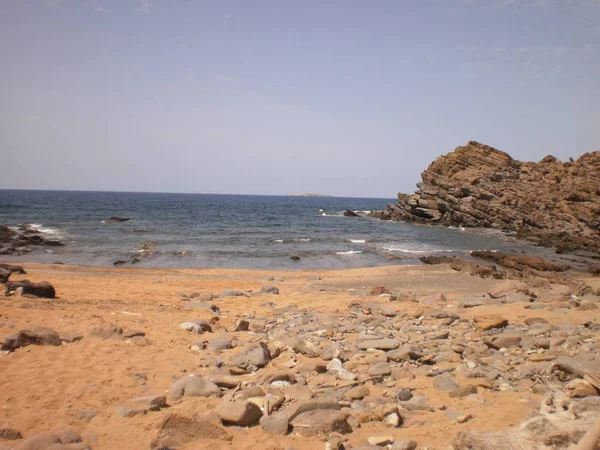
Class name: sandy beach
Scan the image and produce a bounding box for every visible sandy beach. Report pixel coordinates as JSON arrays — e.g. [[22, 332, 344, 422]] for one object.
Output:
[[1, 261, 599, 449]]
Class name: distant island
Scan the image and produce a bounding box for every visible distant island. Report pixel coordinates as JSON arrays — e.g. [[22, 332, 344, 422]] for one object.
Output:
[[288, 193, 335, 198]]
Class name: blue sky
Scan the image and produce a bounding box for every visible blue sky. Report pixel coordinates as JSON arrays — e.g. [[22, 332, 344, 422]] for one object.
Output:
[[1, 0, 598, 197]]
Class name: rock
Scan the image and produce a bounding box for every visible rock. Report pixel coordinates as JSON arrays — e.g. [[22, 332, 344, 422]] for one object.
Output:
[[391, 441, 417, 450], [293, 340, 320, 358], [284, 399, 342, 421], [207, 336, 233, 351], [259, 413, 289, 435], [88, 324, 123, 339], [233, 319, 250, 331], [474, 315, 508, 331], [368, 436, 394, 446], [290, 410, 351, 436], [2, 328, 61, 351], [150, 412, 232, 449], [59, 332, 84, 344], [132, 395, 167, 410], [259, 286, 279, 295], [180, 321, 212, 334], [0, 269, 9, 284], [108, 216, 131, 222], [370, 286, 390, 295], [290, 256, 301, 261], [344, 385, 370, 400], [4, 281, 55, 298], [449, 386, 478, 398], [484, 334, 522, 349], [218, 289, 243, 298], [358, 339, 399, 351], [368, 362, 392, 377], [565, 379, 598, 398], [169, 374, 222, 401], [0, 427, 22, 440], [434, 373, 459, 391], [367, 140, 600, 256], [378, 306, 397, 317], [0, 264, 26, 275], [116, 405, 147, 418], [16, 432, 60, 450], [320, 342, 341, 360], [215, 400, 263, 426], [471, 251, 569, 272], [229, 343, 271, 370]]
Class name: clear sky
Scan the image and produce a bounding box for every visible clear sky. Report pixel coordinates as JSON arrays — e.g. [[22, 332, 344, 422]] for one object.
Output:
[[1, 0, 598, 197]]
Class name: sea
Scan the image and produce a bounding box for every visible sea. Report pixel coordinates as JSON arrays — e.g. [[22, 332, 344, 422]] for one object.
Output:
[[0, 190, 558, 270]]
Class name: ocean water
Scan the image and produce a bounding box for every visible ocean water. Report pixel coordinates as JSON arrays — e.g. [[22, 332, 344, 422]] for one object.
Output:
[[0, 190, 556, 269]]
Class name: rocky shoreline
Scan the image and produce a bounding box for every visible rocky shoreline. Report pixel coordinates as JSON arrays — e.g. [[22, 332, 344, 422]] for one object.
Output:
[[368, 141, 600, 257], [0, 224, 64, 257]]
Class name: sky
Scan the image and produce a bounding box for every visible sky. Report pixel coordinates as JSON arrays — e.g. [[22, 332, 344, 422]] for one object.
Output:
[[1, 0, 599, 197]]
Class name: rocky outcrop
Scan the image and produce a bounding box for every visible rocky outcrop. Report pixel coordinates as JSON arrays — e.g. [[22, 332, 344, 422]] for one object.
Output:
[[369, 141, 600, 254], [0, 224, 64, 256]]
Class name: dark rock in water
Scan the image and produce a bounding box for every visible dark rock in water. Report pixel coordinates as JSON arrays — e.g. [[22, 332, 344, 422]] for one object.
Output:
[[0, 225, 16, 243], [369, 141, 600, 255], [0, 264, 26, 275], [343, 210, 362, 217], [113, 260, 127, 266], [108, 216, 131, 223], [4, 280, 55, 298], [290, 256, 301, 261]]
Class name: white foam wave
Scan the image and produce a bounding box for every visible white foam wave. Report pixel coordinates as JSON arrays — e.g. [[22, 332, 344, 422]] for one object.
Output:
[[321, 213, 343, 217], [349, 239, 366, 244], [380, 244, 458, 254], [336, 250, 363, 255], [27, 223, 62, 236], [295, 238, 311, 242], [274, 239, 284, 243]]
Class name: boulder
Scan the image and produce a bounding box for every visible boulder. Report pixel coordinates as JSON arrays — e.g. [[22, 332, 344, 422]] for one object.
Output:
[[2, 328, 61, 351], [259, 413, 289, 435], [169, 374, 222, 401], [180, 321, 212, 334], [218, 289, 244, 298], [215, 400, 263, 426], [259, 286, 279, 295], [290, 410, 351, 436], [150, 412, 232, 449], [229, 343, 271, 370], [5, 281, 55, 298]]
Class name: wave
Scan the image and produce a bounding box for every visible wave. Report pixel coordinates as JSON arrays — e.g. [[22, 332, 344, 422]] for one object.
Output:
[[379, 244, 459, 254], [336, 250, 363, 255], [273, 238, 312, 243], [26, 223, 63, 237], [348, 239, 366, 244]]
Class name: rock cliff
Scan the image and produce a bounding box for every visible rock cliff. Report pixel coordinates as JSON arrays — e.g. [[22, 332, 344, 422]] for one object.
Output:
[[370, 141, 600, 254]]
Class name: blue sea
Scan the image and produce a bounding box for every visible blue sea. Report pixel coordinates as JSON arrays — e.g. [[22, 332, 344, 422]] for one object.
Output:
[[0, 190, 556, 269]]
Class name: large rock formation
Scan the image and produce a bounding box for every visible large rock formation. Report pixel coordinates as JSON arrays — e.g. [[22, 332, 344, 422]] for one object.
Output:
[[370, 141, 600, 254]]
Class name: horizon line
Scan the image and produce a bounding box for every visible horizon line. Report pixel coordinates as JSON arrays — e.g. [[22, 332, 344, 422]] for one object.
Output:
[[0, 187, 394, 200]]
